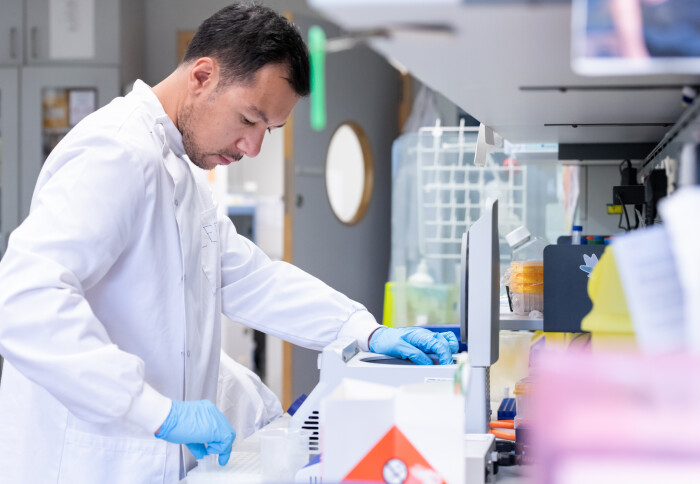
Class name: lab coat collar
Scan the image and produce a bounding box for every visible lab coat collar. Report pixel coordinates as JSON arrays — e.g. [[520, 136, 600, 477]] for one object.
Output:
[[130, 80, 186, 158]]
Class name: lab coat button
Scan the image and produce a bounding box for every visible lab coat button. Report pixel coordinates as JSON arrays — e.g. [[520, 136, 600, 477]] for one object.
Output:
[[174, 199, 179, 207], [186, 350, 191, 357]]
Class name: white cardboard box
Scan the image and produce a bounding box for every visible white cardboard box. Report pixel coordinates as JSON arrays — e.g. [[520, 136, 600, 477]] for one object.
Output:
[[322, 379, 465, 484]]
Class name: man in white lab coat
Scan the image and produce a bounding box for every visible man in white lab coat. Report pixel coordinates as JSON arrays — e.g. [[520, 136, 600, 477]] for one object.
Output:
[[0, 4, 457, 483]]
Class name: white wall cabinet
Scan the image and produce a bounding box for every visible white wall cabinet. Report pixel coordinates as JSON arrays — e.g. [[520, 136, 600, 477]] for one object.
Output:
[[25, 0, 120, 65], [0, 0, 24, 65], [0, 0, 133, 254], [20, 67, 119, 218], [0, 65, 118, 253], [0, 0, 120, 66]]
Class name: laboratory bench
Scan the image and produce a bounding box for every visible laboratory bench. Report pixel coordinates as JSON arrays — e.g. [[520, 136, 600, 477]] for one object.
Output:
[[179, 413, 531, 484], [179, 415, 290, 484]]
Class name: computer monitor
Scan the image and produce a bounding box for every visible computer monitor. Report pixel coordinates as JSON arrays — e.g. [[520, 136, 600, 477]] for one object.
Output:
[[460, 198, 499, 367], [571, 0, 700, 75], [460, 198, 500, 433]]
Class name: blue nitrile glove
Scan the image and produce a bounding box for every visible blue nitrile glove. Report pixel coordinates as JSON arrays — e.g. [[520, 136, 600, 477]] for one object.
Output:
[[155, 400, 236, 466], [369, 327, 459, 365]]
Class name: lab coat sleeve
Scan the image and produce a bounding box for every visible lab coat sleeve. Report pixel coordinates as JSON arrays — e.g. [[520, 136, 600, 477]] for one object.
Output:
[[216, 349, 283, 442], [218, 216, 380, 351], [0, 134, 171, 433]]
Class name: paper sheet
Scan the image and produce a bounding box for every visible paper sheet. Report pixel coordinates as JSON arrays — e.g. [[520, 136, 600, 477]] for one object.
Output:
[[659, 187, 700, 353], [613, 225, 685, 352], [68, 89, 95, 126], [49, 0, 95, 59]]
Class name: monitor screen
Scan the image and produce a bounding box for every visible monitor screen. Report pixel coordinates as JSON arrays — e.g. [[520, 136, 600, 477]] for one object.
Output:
[[572, 0, 700, 75], [460, 198, 499, 367]]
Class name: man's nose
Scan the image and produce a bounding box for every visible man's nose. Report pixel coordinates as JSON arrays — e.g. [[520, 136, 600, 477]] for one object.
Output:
[[238, 129, 265, 158]]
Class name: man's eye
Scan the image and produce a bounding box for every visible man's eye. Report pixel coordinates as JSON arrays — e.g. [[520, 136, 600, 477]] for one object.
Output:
[[241, 116, 255, 126]]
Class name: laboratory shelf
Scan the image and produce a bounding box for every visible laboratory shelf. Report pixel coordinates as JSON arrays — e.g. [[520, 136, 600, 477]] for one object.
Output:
[[499, 311, 543, 331]]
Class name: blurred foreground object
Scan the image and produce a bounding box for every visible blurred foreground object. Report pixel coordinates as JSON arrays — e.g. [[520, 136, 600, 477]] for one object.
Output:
[[580, 247, 636, 350], [532, 350, 700, 484]]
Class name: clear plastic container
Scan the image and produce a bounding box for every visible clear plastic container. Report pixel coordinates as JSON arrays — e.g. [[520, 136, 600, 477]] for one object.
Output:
[[506, 226, 548, 315], [490, 331, 533, 405], [513, 375, 534, 462], [513, 376, 533, 430], [260, 428, 309, 483]]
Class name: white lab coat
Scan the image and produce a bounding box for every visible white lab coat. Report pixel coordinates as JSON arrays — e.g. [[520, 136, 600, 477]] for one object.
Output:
[[216, 350, 283, 443], [0, 80, 379, 484]]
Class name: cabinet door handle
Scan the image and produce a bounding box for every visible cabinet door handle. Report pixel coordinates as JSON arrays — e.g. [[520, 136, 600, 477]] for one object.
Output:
[[31, 27, 38, 59], [10, 27, 18, 59]]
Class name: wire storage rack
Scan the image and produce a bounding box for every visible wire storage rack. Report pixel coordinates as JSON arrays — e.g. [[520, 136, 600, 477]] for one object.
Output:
[[416, 123, 527, 261]]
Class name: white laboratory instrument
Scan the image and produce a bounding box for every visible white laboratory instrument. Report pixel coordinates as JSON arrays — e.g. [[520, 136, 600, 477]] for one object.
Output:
[[466, 434, 497, 484], [288, 338, 459, 454], [285, 339, 495, 484], [284, 199, 501, 484], [290, 199, 501, 447]]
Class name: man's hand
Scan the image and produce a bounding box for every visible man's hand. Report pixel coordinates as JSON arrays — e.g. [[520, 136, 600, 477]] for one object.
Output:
[[155, 400, 236, 465], [369, 327, 459, 365]]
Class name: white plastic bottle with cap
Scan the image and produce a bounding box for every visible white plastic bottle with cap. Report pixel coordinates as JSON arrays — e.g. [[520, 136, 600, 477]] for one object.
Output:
[[408, 259, 434, 284], [571, 225, 583, 245], [505, 226, 548, 316]]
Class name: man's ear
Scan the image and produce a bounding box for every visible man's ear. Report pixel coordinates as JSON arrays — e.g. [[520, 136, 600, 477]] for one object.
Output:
[[188, 57, 219, 95]]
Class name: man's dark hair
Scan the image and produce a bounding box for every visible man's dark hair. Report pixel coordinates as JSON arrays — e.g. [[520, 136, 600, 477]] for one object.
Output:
[[184, 3, 310, 97]]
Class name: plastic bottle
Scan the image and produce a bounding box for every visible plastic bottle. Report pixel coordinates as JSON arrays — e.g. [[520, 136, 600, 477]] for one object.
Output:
[[407, 259, 434, 326], [505, 226, 548, 315], [571, 225, 583, 245], [408, 259, 434, 284]]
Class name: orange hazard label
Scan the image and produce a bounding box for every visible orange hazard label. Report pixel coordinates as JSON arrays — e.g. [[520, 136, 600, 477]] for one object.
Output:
[[343, 426, 446, 484]]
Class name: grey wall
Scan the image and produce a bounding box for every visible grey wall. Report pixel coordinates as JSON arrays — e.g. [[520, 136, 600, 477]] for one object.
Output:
[[290, 16, 400, 398], [119, 0, 146, 90]]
